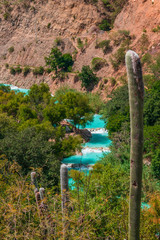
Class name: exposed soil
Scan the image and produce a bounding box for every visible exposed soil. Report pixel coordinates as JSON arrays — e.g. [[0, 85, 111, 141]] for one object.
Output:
[[0, 0, 160, 99]]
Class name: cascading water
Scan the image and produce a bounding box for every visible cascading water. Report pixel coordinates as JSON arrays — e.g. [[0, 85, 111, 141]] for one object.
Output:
[[63, 115, 111, 184]]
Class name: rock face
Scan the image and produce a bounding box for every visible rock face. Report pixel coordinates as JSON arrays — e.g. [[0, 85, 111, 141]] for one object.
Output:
[[0, 0, 160, 97]]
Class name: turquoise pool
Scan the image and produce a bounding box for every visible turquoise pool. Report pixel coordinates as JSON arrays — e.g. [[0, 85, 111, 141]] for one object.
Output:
[[84, 132, 111, 148], [1, 84, 29, 95], [78, 114, 106, 129], [63, 151, 107, 165]]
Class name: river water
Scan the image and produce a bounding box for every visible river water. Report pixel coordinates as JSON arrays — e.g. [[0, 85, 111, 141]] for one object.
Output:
[[1, 84, 151, 208], [63, 114, 111, 168]]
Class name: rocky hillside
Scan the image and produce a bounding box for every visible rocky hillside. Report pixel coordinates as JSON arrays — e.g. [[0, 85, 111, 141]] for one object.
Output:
[[0, 0, 160, 97]]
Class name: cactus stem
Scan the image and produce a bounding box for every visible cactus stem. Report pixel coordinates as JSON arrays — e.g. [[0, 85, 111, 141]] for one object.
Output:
[[125, 50, 144, 240]]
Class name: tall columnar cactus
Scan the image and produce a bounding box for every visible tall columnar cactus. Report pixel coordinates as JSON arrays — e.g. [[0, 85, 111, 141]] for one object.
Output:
[[39, 187, 45, 200], [60, 164, 69, 210], [125, 50, 144, 240], [31, 172, 43, 207], [60, 164, 69, 239], [31, 172, 38, 189]]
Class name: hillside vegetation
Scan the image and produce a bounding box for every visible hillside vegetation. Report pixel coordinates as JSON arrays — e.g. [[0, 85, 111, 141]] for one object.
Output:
[[0, 0, 160, 99]]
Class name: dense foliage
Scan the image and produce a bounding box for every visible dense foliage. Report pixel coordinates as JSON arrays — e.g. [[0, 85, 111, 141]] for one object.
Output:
[[79, 65, 99, 90], [101, 55, 160, 181], [0, 83, 94, 188], [45, 47, 73, 74], [0, 53, 160, 239]]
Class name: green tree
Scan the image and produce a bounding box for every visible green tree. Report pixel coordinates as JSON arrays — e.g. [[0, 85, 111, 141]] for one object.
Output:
[[28, 83, 51, 106], [79, 65, 99, 89], [18, 104, 37, 122], [45, 47, 73, 73], [152, 149, 160, 178], [144, 81, 160, 126], [0, 113, 18, 139], [43, 102, 65, 125], [0, 127, 60, 187], [60, 91, 93, 127]]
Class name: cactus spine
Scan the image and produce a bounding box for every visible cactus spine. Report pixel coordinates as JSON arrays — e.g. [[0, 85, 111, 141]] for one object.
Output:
[[125, 50, 144, 240]]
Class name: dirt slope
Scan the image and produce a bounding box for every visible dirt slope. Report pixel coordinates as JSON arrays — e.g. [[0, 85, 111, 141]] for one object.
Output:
[[0, 0, 160, 97]]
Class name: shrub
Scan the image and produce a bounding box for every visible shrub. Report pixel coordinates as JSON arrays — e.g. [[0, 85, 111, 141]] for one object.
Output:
[[59, 53, 73, 72], [46, 68, 52, 74], [103, 78, 108, 84], [79, 65, 99, 89], [15, 65, 22, 74], [5, 63, 9, 69], [91, 57, 107, 71], [150, 54, 160, 80], [33, 66, 44, 75], [77, 38, 84, 49], [47, 23, 51, 29], [100, 0, 128, 31], [140, 33, 149, 53], [95, 40, 111, 54], [3, 12, 10, 20], [23, 66, 30, 76], [8, 46, 14, 53], [152, 25, 160, 33], [10, 67, 16, 75], [143, 74, 155, 88], [152, 149, 160, 178], [99, 19, 111, 31], [110, 77, 116, 87], [141, 53, 152, 65], [144, 81, 160, 126], [110, 30, 131, 46], [54, 37, 63, 46], [110, 47, 126, 70], [144, 125, 160, 154]]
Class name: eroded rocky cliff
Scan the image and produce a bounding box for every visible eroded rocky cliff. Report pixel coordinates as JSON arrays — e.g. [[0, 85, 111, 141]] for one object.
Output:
[[0, 0, 160, 97]]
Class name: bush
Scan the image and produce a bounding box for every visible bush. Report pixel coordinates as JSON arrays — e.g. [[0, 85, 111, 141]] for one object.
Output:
[[144, 125, 160, 154], [59, 53, 73, 72], [47, 23, 51, 29], [33, 66, 44, 75], [150, 54, 160, 80], [110, 30, 131, 46], [14, 65, 22, 74], [99, 19, 111, 31], [79, 65, 99, 89], [8, 46, 14, 53], [140, 33, 149, 53], [23, 66, 30, 76], [152, 149, 160, 178], [91, 57, 107, 71], [110, 47, 126, 70], [100, 0, 128, 31], [152, 25, 160, 33], [10, 67, 16, 75], [141, 53, 152, 65], [46, 68, 52, 74], [5, 63, 9, 69], [143, 74, 155, 88], [77, 38, 84, 49], [144, 81, 160, 126], [110, 77, 116, 87], [3, 12, 10, 20], [95, 40, 111, 54], [54, 37, 63, 46]]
